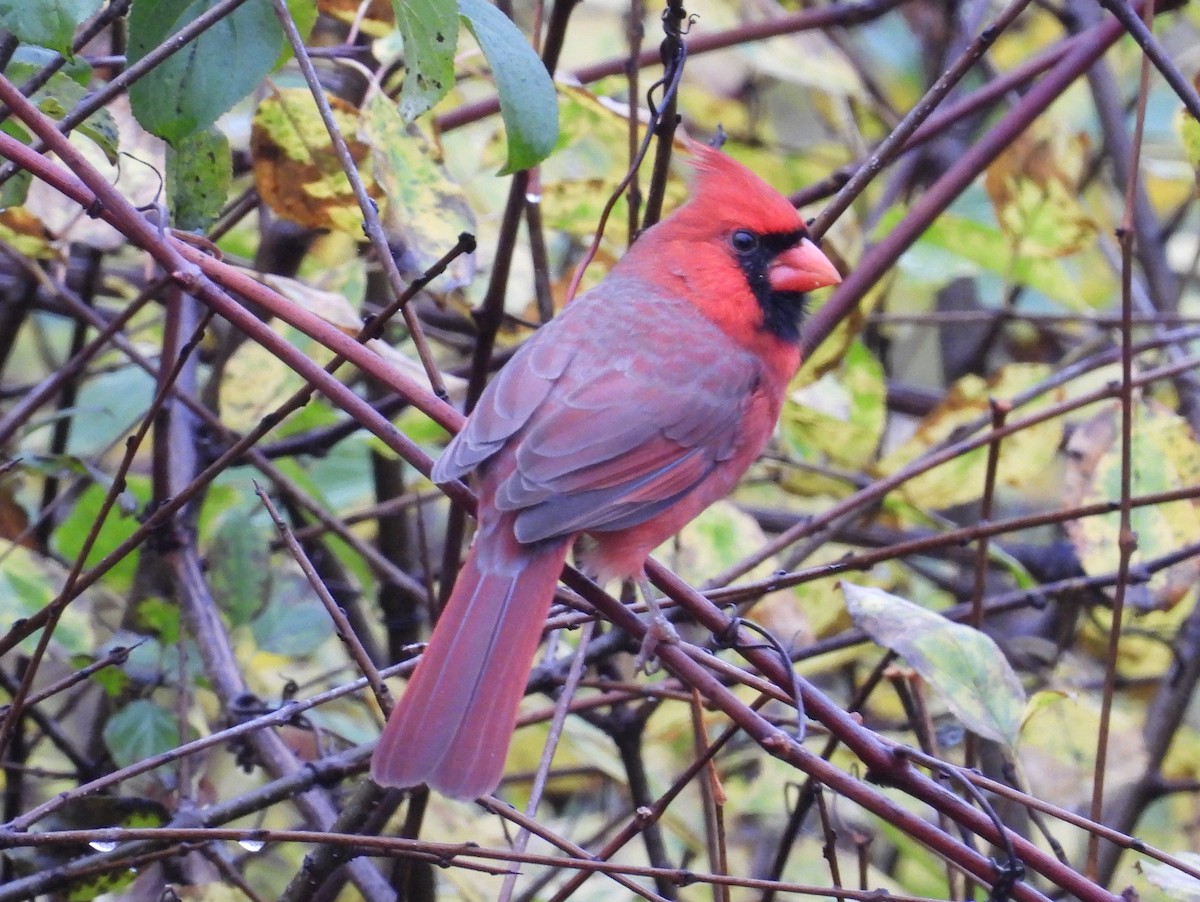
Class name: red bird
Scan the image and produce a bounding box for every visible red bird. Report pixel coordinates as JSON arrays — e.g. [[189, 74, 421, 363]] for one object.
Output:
[[370, 144, 841, 799]]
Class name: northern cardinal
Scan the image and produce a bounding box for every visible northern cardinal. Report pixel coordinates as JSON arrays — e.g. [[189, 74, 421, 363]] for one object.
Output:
[[370, 144, 841, 799]]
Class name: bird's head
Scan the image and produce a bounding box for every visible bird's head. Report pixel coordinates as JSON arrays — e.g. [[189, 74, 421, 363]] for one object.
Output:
[[626, 142, 841, 353]]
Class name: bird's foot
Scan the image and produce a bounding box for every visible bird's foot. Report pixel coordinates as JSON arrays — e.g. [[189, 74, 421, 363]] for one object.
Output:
[[633, 613, 680, 674], [633, 575, 679, 674]]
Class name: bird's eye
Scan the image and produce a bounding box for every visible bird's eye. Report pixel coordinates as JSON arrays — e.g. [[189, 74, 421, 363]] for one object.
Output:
[[730, 229, 758, 252]]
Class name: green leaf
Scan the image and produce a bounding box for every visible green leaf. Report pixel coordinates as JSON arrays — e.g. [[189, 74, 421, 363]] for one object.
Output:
[[277, 0, 318, 66], [880, 207, 1110, 309], [103, 699, 178, 767], [207, 510, 271, 626], [458, 0, 558, 173], [5, 797, 163, 898], [53, 477, 151, 593], [0, 0, 103, 54], [1178, 108, 1200, 175], [127, 0, 284, 142], [391, 0, 458, 121], [166, 124, 231, 230], [841, 581, 1027, 748], [30, 70, 118, 163], [252, 579, 331, 656], [783, 339, 886, 492], [75, 649, 130, 696], [135, 598, 181, 644], [458, 0, 556, 173], [0, 166, 31, 209], [6, 44, 92, 85]]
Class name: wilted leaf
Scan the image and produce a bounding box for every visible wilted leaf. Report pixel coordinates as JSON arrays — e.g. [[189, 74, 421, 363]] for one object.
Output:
[[660, 501, 812, 643], [370, 339, 469, 406], [0, 483, 31, 546], [319, 0, 393, 35], [744, 31, 866, 98], [253, 270, 361, 331], [1142, 853, 1200, 900], [166, 125, 231, 231], [1017, 690, 1145, 808], [1064, 400, 1200, 614], [18, 96, 157, 249], [127, 0, 284, 142], [985, 131, 1097, 259], [538, 83, 686, 244], [875, 364, 1063, 509], [220, 320, 336, 434], [361, 95, 477, 289], [841, 581, 1026, 747], [459, 0, 558, 173], [659, 500, 761, 581], [393, 0, 458, 120], [0, 207, 57, 259], [251, 88, 380, 233]]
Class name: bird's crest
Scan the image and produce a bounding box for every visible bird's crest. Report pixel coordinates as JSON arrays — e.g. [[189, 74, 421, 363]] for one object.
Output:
[[682, 141, 804, 236]]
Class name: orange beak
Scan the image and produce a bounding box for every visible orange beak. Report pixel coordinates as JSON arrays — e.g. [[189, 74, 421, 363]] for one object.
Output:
[[768, 238, 842, 293]]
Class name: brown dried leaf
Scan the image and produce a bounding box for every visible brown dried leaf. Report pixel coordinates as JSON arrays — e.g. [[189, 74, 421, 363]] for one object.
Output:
[[251, 88, 380, 233]]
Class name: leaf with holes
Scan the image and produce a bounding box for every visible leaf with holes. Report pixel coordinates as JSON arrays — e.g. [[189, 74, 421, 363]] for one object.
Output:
[[166, 124, 231, 230], [392, 0, 458, 120]]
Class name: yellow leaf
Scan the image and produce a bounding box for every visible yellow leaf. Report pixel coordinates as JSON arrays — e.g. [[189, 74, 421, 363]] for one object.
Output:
[[220, 321, 336, 433], [362, 95, 477, 289], [316, 0, 393, 35], [784, 339, 886, 491], [875, 364, 1063, 509], [1064, 401, 1200, 667], [984, 130, 1097, 259], [251, 87, 379, 233]]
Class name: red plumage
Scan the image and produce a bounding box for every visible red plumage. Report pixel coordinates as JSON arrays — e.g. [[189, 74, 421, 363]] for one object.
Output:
[[370, 144, 841, 799]]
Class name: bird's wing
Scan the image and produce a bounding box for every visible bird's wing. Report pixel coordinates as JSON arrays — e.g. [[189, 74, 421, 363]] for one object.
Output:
[[431, 333, 576, 482], [432, 289, 763, 544]]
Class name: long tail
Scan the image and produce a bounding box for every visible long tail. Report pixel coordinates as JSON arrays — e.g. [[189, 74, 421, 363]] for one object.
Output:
[[370, 514, 571, 799]]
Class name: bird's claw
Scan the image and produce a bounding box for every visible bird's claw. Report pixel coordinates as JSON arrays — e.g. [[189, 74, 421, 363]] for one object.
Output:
[[634, 613, 680, 675]]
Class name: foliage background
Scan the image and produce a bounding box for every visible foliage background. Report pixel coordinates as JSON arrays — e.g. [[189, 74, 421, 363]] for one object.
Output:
[[1, 0, 1200, 899]]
